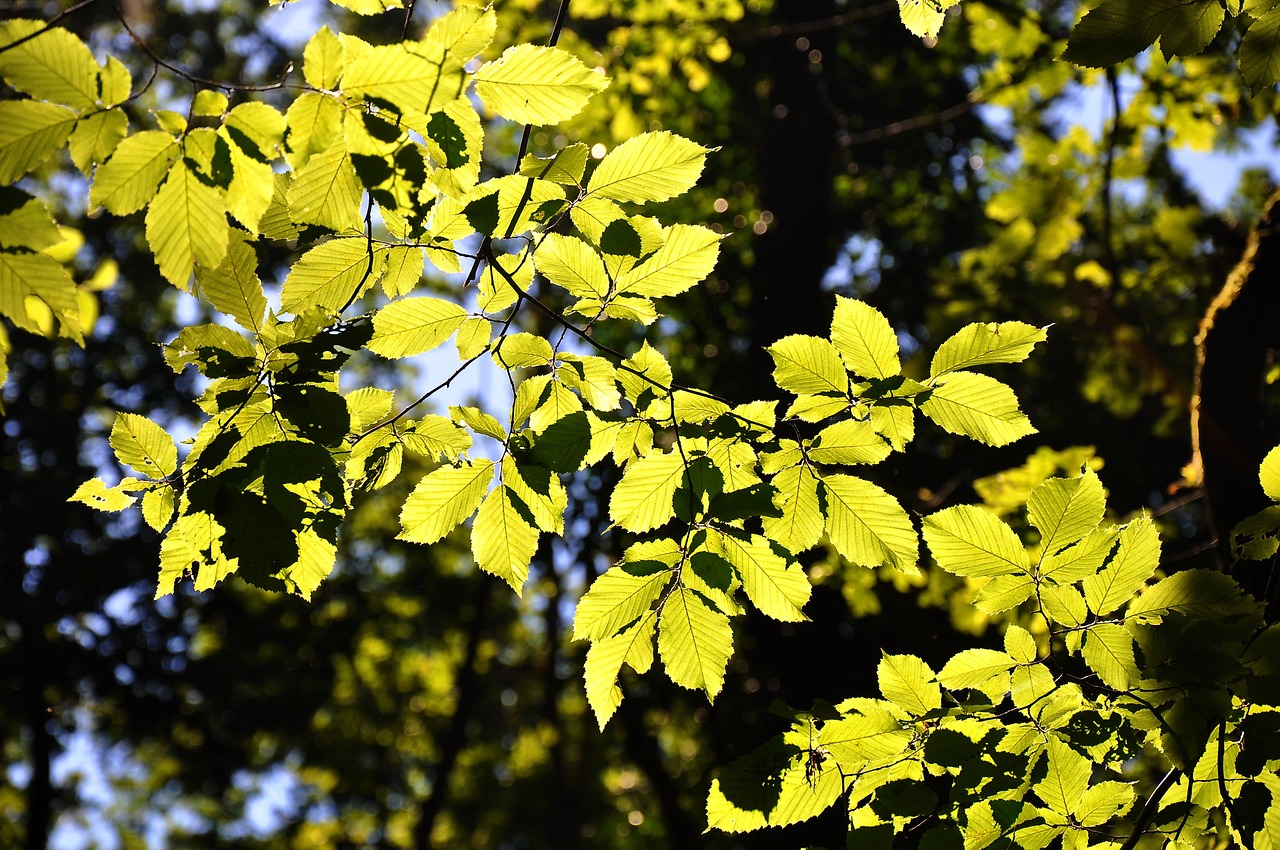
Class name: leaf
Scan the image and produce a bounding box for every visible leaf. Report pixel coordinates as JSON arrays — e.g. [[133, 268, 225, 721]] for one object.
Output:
[[658, 583, 733, 698], [712, 529, 811, 622], [472, 485, 539, 594], [831, 296, 900, 379], [930, 321, 1048, 378], [822, 474, 919, 575], [1061, 0, 1184, 67], [586, 131, 710, 203], [1241, 7, 1280, 95], [473, 44, 609, 125], [451, 404, 506, 442], [491, 332, 553, 368], [1081, 623, 1139, 690], [303, 26, 345, 90], [923, 505, 1029, 578], [281, 238, 380, 313], [705, 736, 845, 833], [0, 21, 99, 107], [1005, 625, 1037, 664], [762, 465, 824, 555], [609, 450, 686, 532], [808, 418, 892, 466], [146, 159, 230, 288], [1034, 738, 1089, 815], [0, 251, 80, 338], [1159, 0, 1226, 59], [1027, 470, 1106, 556], [1081, 515, 1161, 616], [584, 611, 657, 728], [286, 138, 362, 232], [284, 528, 337, 600], [574, 562, 671, 641], [196, 232, 266, 333], [368, 296, 466, 359], [398, 459, 494, 544], [1076, 781, 1136, 827], [111, 413, 178, 479], [69, 478, 137, 512], [141, 487, 176, 532], [519, 143, 589, 184], [1126, 568, 1251, 622], [400, 415, 472, 460], [89, 130, 178, 215], [283, 92, 342, 170], [938, 649, 1017, 690], [68, 109, 128, 174], [768, 335, 850, 396], [1039, 526, 1118, 585], [1262, 444, 1280, 502], [0, 101, 77, 185], [156, 511, 228, 597], [896, 0, 949, 39], [878, 653, 941, 716], [343, 42, 447, 116], [613, 224, 720, 299], [920, 371, 1036, 447]]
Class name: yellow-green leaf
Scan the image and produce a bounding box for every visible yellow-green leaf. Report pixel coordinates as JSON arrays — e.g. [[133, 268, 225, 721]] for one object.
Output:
[[69, 477, 137, 512], [0, 100, 77, 184], [938, 648, 1016, 690], [1028, 470, 1106, 556], [658, 584, 733, 698], [614, 224, 720, 299], [712, 529, 810, 622], [920, 371, 1036, 447], [584, 611, 656, 729], [343, 42, 447, 116], [110, 412, 178, 479], [609, 450, 686, 532], [923, 504, 1029, 578], [0, 250, 79, 338], [398, 459, 495, 544], [1081, 515, 1161, 616], [808, 418, 892, 466], [586, 130, 710, 203], [145, 159, 230, 287], [472, 485, 540, 594], [930, 321, 1047, 378], [196, 231, 266, 333], [68, 109, 128, 174], [281, 237, 379, 313], [287, 138, 362, 232], [768, 335, 849, 396], [878, 653, 941, 716], [303, 26, 345, 90], [535, 233, 610, 300], [473, 44, 609, 125], [574, 562, 671, 641], [89, 129, 178, 215], [368, 296, 467, 358], [763, 464, 824, 554], [831, 296, 900, 379], [0, 21, 99, 107]]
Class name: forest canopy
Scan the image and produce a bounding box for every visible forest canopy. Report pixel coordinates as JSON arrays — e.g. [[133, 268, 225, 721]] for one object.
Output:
[[2, 0, 1279, 848]]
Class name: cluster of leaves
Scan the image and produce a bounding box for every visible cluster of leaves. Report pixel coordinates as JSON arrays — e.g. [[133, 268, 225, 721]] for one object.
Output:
[[4, 0, 1280, 846], [707, 464, 1280, 848], [895, 0, 1280, 94]]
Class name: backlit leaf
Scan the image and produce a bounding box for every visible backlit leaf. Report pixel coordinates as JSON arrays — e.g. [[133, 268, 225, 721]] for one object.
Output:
[[658, 583, 733, 698], [712, 529, 810, 622], [89, 130, 178, 215], [768, 335, 849, 396], [0, 101, 76, 185], [146, 159, 230, 288], [762, 465, 824, 554], [574, 562, 671, 641], [920, 371, 1036, 446], [930, 321, 1047, 378], [584, 611, 657, 728], [281, 237, 380, 313], [1028, 470, 1105, 556], [473, 44, 609, 125], [472, 485, 539, 594], [938, 649, 1016, 690], [287, 138, 362, 232], [1081, 623, 1139, 690], [368, 296, 467, 358], [831, 296, 900, 379], [398, 459, 494, 544], [196, 232, 266, 333], [0, 21, 99, 107], [1081, 515, 1161, 616], [609, 450, 686, 532], [923, 504, 1029, 578], [586, 130, 710, 203], [822, 474, 919, 575], [1034, 738, 1089, 815], [808, 418, 892, 466], [879, 653, 941, 716]]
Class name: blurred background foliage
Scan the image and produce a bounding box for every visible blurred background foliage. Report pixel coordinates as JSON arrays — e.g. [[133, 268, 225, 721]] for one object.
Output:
[[2, 0, 1277, 847]]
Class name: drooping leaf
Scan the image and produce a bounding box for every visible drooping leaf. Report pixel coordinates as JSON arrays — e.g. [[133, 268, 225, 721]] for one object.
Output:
[[712, 529, 810, 622], [878, 653, 941, 716], [930, 321, 1048, 378], [473, 44, 609, 125], [68, 109, 128, 174], [471, 485, 540, 594], [822, 474, 919, 575], [398, 459, 495, 544], [1034, 738, 1089, 815], [146, 159, 230, 288], [762, 465, 824, 555], [1061, 0, 1184, 67], [923, 504, 1029, 578], [0, 250, 80, 338], [368, 296, 467, 358], [584, 611, 657, 728], [920, 371, 1036, 446], [343, 42, 447, 116], [586, 131, 711, 203], [1261, 444, 1280, 501], [1159, 0, 1226, 59], [658, 583, 733, 698], [1241, 7, 1280, 96], [831, 296, 900, 380], [287, 138, 362, 232], [196, 232, 266, 333]]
